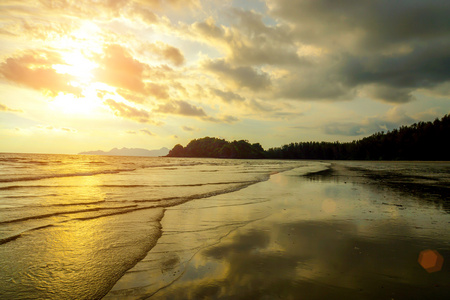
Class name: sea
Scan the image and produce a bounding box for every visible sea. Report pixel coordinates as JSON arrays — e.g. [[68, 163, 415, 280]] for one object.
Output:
[[0, 153, 449, 299]]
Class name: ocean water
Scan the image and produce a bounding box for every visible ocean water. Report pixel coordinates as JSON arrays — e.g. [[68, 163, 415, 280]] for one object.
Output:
[[1, 154, 449, 299], [0, 153, 317, 299]]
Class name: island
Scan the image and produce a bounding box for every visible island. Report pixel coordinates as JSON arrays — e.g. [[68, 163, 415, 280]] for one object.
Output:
[[167, 137, 265, 159]]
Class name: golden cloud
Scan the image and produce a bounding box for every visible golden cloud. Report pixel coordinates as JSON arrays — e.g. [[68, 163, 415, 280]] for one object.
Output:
[[93, 44, 147, 94], [154, 100, 206, 117], [105, 98, 159, 124], [0, 50, 82, 96], [144, 42, 185, 66]]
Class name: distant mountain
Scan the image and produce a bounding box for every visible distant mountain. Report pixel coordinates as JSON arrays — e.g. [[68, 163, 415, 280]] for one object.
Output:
[[79, 147, 169, 157]]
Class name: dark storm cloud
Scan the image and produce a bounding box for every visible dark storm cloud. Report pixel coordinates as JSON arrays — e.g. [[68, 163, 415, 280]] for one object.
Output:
[[269, 0, 450, 51], [265, 0, 450, 103], [276, 41, 450, 103]]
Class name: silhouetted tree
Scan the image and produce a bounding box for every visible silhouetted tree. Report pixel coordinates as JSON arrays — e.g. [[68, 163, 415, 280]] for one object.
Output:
[[167, 115, 449, 160]]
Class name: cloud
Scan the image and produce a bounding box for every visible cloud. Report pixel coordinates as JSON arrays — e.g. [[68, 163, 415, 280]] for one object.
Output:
[[134, 0, 201, 10], [36, 125, 77, 133], [104, 98, 161, 125], [263, 0, 450, 103], [146, 82, 169, 99], [144, 42, 185, 66], [224, 9, 306, 66], [139, 128, 155, 136], [203, 59, 271, 91], [187, 1, 450, 103], [181, 126, 196, 131], [210, 88, 245, 103], [268, 0, 450, 52], [93, 44, 171, 99], [130, 6, 160, 24], [0, 103, 23, 113], [274, 41, 450, 103], [93, 44, 147, 95], [116, 89, 147, 104], [154, 100, 206, 117], [0, 50, 82, 97], [61, 127, 77, 133], [364, 85, 414, 104], [203, 115, 240, 124], [323, 107, 416, 136], [191, 17, 226, 41], [153, 99, 240, 123], [341, 43, 450, 102], [274, 66, 354, 101], [191, 11, 304, 67]]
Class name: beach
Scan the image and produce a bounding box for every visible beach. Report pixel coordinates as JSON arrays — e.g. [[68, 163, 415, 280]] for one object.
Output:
[[105, 162, 450, 299], [0, 155, 449, 299]]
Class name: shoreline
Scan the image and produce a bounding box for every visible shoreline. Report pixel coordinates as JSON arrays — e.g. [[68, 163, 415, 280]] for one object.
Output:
[[105, 162, 450, 299]]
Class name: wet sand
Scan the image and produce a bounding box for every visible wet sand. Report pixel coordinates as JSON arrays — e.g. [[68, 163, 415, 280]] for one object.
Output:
[[105, 162, 450, 299]]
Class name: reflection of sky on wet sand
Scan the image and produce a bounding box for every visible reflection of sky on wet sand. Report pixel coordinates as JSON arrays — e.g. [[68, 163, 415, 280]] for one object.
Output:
[[156, 221, 450, 300], [106, 164, 450, 299]]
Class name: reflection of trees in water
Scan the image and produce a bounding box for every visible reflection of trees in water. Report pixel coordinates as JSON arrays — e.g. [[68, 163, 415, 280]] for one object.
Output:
[[153, 221, 450, 300], [303, 164, 450, 214]]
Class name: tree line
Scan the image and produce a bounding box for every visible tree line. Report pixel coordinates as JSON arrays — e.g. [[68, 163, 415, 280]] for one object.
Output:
[[167, 114, 449, 160], [167, 137, 265, 159]]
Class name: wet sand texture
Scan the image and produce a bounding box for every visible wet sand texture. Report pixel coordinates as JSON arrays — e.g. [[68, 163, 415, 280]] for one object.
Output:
[[106, 163, 450, 299]]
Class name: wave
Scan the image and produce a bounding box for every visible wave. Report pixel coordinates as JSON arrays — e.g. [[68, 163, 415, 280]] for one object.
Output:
[[133, 177, 270, 207], [9, 200, 108, 209], [0, 205, 138, 225], [0, 180, 264, 191], [0, 168, 137, 183], [0, 234, 22, 245], [70, 206, 157, 222], [151, 180, 259, 188], [0, 224, 56, 245]]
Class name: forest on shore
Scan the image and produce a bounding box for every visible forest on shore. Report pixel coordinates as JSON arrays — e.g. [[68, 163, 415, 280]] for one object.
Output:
[[167, 114, 450, 160]]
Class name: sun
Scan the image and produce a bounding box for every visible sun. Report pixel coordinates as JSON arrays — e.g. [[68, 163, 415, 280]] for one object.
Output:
[[49, 23, 104, 115], [51, 21, 104, 88], [52, 51, 97, 84]]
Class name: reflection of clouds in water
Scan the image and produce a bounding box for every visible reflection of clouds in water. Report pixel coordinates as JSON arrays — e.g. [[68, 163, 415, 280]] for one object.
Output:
[[270, 173, 289, 187], [152, 220, 450, 299], [321, 198, 337, 214], [160, 253, 180, 273]]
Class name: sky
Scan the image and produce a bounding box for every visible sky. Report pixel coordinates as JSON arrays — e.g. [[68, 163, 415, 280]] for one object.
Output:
[[0, 0, 449, 154]]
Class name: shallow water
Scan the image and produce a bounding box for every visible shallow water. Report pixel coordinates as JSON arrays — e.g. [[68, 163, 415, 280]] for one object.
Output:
[[0, 153, 311, 299], [0, 154, 449, 299], [106, 162, 450, 299]]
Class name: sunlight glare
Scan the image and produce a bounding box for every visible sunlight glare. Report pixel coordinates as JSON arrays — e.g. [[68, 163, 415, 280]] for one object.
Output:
[[53, 52, 97, 83], [51, 92, 102, 115]]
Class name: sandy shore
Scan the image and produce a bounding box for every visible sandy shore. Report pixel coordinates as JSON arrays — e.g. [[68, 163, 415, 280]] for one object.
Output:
[[105, 162, 450, 299]]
